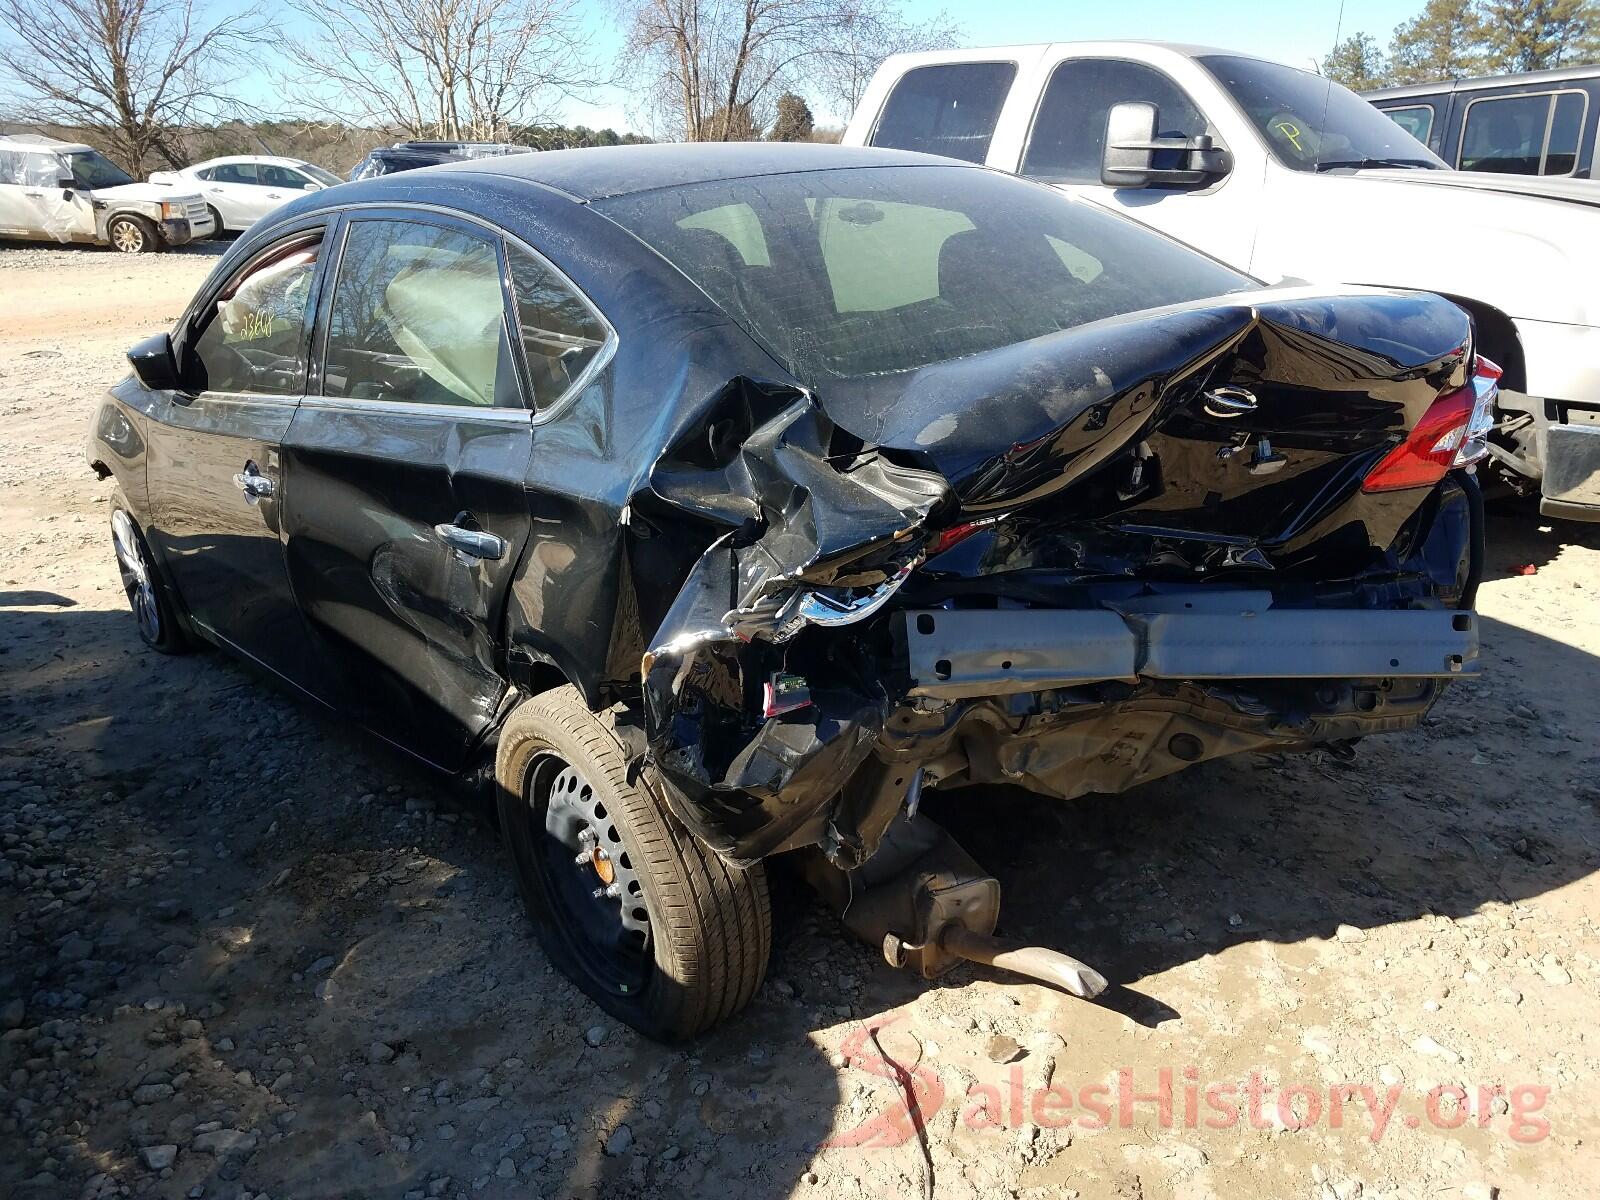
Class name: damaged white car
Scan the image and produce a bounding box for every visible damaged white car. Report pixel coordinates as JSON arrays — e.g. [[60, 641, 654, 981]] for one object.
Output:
[[0, 135, 214, 253]]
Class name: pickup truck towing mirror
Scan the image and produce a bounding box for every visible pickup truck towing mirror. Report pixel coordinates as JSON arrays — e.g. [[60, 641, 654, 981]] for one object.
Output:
[[1102, 100, 1230, 188]]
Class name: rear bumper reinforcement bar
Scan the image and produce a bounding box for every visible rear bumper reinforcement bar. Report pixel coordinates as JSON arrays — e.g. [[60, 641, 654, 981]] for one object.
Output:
[[903, 602, 1479, 700]]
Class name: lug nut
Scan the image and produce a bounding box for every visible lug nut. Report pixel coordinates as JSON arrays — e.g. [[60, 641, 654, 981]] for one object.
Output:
[[591, 882, 623, 900]]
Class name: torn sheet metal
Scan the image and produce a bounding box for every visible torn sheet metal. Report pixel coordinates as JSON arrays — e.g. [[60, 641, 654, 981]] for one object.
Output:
[[634, 291, 1475, 868]]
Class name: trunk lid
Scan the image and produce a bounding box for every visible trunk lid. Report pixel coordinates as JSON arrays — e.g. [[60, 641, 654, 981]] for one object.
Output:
[[812, 286, 1472, 545]]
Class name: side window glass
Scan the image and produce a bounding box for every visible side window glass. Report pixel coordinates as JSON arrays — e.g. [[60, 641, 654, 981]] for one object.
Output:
[[870, 62, 1017, 163], [1546, 93, 1584, 175], [1460, 94, 1549, 174], [195, 166, 214, 182], [1384, 105, 1434, 144], [507, 243, 609, 412], [260, 164, 304, 189], [213, 162, 258, 185], [325, 220, 515, 408], [189, 236, 322, 396], [1023, 59, 1205, 182], [22, 153, 63, 187]]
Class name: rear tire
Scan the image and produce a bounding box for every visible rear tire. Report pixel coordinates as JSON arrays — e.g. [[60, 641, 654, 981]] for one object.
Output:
[[107, 214, 157, 254], [496, 687, 770, 1041]]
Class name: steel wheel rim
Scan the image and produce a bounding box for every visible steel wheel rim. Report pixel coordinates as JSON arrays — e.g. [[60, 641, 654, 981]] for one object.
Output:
[[525, 751, 651, 995], [111, 510, 160, 642], [111, 220, 143, 252]]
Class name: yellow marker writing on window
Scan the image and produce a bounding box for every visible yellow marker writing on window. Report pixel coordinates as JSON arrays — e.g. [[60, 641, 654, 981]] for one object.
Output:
[[1274, 121, 1305, 153]]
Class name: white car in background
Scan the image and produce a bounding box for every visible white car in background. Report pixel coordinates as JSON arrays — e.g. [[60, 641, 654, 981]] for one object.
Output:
[[149, 156, 344, 233], [0, 134, 213, 252]]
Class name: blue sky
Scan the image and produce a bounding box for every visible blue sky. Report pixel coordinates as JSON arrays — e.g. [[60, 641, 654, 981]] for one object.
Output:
[[247, 0, 1415, 133], [561, 0, 1414, 131]]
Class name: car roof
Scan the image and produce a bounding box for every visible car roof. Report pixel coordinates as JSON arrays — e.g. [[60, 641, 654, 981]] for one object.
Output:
[[430, 141, 980, 201], [198, 155, 308, 168], [0, 134, 93, 153]]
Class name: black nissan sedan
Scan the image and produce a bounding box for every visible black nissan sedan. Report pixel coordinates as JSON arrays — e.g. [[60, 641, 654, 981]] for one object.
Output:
[[88, 144, 1488, 1039]]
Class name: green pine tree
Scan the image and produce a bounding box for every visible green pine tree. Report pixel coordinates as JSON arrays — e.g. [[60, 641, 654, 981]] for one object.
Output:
[[1389, 0, 1490, 81], [1478, 0, 1599, 71], [1322, 32, 1391, 88]]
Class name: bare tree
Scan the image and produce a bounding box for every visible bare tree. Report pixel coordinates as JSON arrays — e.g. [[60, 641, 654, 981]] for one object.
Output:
[[812, 3, 961, 120], [284, 0, 603, 142], [0, 0, 265, 172], [621, 0, 952, 140]]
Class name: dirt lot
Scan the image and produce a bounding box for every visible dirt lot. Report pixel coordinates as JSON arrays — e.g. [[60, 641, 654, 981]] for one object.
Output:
[[2, 241, 1598, 1200]]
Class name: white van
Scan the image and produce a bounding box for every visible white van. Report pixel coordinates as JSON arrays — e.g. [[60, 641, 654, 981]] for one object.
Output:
[[842, 42, 1600, 521], [0, 134, 214, 253]]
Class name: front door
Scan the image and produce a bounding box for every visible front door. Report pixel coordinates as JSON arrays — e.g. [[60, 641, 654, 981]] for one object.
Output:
[[280, 213, 540, 769], [144, 224, 329, 687], [1014, 56, 1261, 272], [0, 149, 95, 240]]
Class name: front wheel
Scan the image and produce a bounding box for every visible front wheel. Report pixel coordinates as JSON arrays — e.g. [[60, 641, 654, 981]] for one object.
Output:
[[110, 507, 190, 653], [496, 687, 770, 1041], [106, 214, 157, 254]]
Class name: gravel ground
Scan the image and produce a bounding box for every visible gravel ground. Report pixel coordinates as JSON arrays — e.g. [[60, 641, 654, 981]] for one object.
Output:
[[3, 240, 1599, 1200]]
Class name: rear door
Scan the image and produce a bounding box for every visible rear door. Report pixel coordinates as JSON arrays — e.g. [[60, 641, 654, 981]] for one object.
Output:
[[280, 209, 609, 769], [145, 221, 330, 686], [201, 162, 261, 228]]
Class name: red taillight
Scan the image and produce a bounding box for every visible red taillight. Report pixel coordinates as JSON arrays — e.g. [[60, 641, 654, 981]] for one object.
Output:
[[1361, 355, 1501, 493], [927, 520, 984, 557]]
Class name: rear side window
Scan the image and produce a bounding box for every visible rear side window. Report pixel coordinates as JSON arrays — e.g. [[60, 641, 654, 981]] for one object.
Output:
[[1382, 104, 1435, 144], [506, 244, 610, 412], [189, 236, 322, 396], [1022, 59, 1205, 182], [211, 162, 258, 185], [869, 62, 1017, 163], [260, 164, 311, 190], [1460, 92, 1587, 175], [323, 220, 517, 408]]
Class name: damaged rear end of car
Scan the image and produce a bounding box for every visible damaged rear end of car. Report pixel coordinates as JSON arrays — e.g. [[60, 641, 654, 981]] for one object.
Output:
[[633, 287, 1488, 884]]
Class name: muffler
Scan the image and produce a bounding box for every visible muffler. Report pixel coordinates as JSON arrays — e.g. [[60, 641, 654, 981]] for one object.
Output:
[[799, 814, 1108, 1000]]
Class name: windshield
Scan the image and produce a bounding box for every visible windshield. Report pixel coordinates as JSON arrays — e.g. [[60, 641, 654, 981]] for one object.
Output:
[[64, 150, 135, 189], [300, 163, 343, 188], [595, 165, 1252, 382], [1199, 54, 1446, 172]]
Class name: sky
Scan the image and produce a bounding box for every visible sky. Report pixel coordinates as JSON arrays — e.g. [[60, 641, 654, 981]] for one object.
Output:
[[236, 0, 1414, 134], [554, 0, 1417, 131]]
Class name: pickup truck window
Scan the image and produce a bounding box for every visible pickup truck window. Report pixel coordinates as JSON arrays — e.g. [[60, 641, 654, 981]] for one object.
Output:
[[1200, 54, 1444, 172], [1381, 104, 1435, 145], [1460, 91, 1587, 176], [870, 62, 1017, 163], [596, 164, 1252, 382], [1022, 59, 1205, 182]]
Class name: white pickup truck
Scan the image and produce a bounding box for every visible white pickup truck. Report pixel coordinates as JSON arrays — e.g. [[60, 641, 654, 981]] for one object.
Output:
[[842, 41, 1600, 521]]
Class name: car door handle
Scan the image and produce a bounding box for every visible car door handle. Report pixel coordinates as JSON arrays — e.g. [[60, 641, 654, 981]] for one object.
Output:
[[232, 470, 275, 499], [435, 523, 505, 561]]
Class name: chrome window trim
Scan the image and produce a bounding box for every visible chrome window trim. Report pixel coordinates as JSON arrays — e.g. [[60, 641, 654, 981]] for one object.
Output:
[[1456, 88, 1590, 177], [295, 394, 534, 423], [315, 200, 618, 426], [1380, 103, 1435, 144]]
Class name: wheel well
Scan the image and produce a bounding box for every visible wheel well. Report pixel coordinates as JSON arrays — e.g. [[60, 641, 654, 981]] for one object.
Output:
[[1438, 293, 1527, 394]]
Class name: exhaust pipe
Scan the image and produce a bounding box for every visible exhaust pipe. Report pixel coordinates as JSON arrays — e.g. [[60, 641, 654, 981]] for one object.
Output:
[[802, 814, 1109, 1002]]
